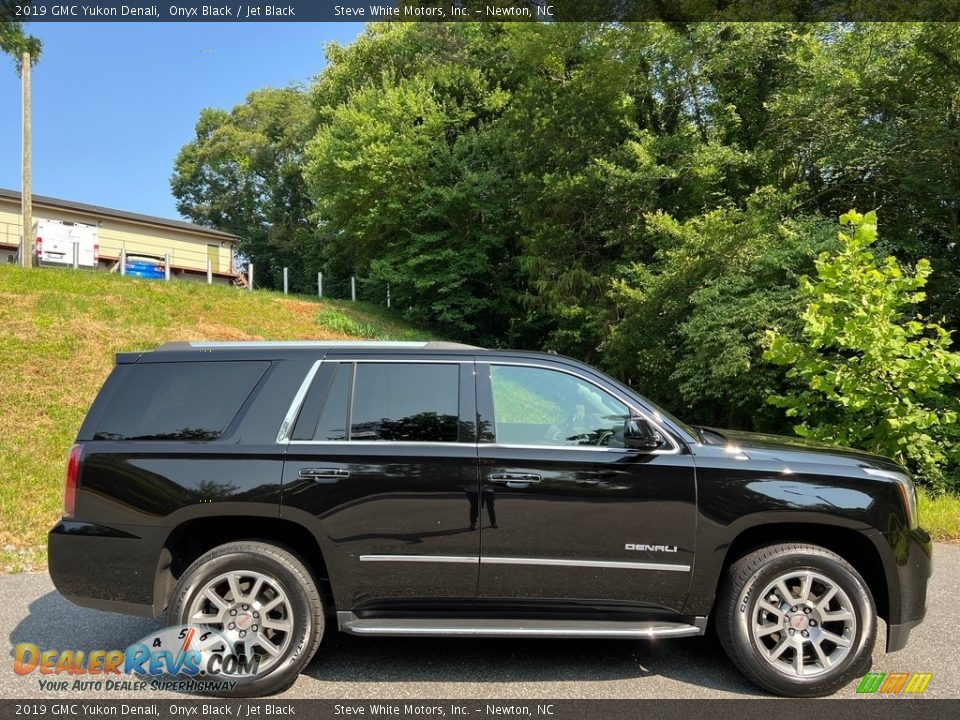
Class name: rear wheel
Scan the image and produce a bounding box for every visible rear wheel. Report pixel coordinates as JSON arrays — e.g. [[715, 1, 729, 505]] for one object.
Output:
[[167, 540, 324, 697], [716, 543, 876, 697]]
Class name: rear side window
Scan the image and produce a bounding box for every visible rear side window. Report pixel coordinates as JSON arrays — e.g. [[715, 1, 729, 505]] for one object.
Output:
[[94, 361, 269, 441], [313, 363, 351, 441], [350, 363, 459, 442]]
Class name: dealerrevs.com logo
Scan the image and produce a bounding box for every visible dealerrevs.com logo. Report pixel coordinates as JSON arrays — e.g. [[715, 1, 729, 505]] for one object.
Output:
[[13, 625, 260, 693], [856, 672, 933, 695]]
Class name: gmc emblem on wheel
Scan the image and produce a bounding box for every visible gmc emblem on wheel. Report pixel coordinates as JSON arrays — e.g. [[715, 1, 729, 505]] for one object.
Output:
[[625, 543, 678, 553]]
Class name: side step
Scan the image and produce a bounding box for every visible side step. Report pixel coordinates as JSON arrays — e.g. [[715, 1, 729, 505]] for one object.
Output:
[[337, 612, 705, 639]]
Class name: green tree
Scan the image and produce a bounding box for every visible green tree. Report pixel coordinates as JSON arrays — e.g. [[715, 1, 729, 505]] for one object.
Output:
[[305, 70, 520, 341], [767, 23, 960, 326], [172, 21, 960, 441], [765, 211, 960, 488], [605, 192, 836, 429], [1, 2, 41, 73], [171, 87, 317, 291], [501, 23, 806, 361]]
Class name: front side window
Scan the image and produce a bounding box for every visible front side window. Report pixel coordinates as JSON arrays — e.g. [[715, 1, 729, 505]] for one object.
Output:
[[490, 365, 630, 447], [350, 363, 460, 442]]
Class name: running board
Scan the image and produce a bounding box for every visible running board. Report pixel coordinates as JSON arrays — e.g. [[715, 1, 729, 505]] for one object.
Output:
[[337, 612, 705, 639]]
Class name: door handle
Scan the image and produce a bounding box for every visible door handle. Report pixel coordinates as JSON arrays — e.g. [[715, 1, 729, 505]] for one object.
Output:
[[299, 468, 350, 480], [489, 473, 541, 484]]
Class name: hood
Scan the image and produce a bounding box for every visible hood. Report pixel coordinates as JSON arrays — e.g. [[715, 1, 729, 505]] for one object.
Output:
[[701, 427, 904, 473]]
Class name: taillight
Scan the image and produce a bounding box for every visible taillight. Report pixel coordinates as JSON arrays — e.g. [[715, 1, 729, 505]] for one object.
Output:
[[35, 237, 42, 256], [64, 444, 81, 518], [94, 243, 100, 262]]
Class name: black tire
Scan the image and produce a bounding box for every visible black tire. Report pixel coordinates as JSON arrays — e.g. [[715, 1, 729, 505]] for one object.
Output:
[[167, 540, 324, 697], [715, 543, 875, 697]]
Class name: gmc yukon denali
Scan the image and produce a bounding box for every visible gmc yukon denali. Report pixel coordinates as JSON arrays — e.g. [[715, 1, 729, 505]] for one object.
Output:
[[48, 341, 932, 697]]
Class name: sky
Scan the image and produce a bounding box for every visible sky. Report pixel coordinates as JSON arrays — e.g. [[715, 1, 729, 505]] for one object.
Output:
[[0, 22, 365, 219]]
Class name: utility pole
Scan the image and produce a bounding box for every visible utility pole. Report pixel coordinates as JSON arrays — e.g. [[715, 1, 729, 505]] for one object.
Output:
[[21, 51, 32, 268]]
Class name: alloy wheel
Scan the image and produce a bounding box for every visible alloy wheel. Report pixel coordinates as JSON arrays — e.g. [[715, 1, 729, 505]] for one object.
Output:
[[751, 569, 857, 677], [186, 570, 294, 674]]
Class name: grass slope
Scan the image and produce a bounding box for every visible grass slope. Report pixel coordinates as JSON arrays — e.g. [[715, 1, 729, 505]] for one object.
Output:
[[0, 266, 431, 571]]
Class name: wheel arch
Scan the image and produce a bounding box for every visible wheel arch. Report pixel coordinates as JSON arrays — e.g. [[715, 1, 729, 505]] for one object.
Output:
[[153, 515, 332, 617], [713, 522, 891, 625]]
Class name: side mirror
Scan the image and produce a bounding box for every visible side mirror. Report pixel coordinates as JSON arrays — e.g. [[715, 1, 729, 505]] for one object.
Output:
[[624, 417, 663, 451]]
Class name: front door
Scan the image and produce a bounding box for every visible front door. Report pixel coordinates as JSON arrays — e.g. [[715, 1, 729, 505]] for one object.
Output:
[[475, 361, 696, 613], [280, 358, 480, 612]]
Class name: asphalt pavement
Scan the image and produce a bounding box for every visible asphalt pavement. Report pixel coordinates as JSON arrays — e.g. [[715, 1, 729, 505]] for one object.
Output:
[[2, 544, 957, 700]]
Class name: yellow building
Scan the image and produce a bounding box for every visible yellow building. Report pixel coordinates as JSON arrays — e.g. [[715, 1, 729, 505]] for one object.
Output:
[[0, 188, 239, 284]]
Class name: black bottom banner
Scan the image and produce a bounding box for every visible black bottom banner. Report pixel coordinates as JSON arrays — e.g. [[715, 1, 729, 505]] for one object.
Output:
[[2, 699, 958, 720]]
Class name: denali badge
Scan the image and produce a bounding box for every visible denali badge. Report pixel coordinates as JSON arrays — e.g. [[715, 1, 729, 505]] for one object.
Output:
[[625, 543, 679, 553]]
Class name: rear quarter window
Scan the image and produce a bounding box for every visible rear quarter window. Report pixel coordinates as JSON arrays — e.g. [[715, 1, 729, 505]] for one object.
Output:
[[93, 361, 270, 441]]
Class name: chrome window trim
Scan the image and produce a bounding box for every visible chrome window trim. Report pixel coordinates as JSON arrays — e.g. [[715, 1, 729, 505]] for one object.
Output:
[[277, 358, 471, 445], [484, 443, 662, 454], [288, 440, 466, 447], [286, 440, 643, 451], [484, 361, 682, 455], [276, 359, 323, 444], [348, 359, 466, 364], [277, 356, 682, 454], [358, 554, 690, 572]]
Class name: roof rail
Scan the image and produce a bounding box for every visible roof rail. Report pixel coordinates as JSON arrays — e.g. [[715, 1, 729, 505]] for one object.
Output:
[[155, 340, 481, 351]]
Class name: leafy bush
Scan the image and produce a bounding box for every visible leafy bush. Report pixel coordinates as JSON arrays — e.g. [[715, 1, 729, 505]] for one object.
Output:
[[765, 211, 960, 489]]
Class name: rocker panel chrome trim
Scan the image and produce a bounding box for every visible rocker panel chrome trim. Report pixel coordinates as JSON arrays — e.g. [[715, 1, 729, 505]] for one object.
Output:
[[336, 612, 705, 638]]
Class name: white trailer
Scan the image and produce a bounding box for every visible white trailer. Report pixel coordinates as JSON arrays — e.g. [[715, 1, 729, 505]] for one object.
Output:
[[36, 218, 99, 267]]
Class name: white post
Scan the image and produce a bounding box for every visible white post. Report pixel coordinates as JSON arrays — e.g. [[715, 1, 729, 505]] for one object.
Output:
[[72, 242, 79, 270], [207, 259, 212, 284], [120, 247, 126, 276], [283, 267, 289, 295], [387, 284, 391, 308], [248, 262, 254, 291], [164, 253, 171, 281], [351, 276, 356, 302], [318, 271, 323, 298]]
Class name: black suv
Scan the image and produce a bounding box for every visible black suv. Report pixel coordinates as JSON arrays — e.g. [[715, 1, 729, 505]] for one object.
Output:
[[49, 341, 931, 697]]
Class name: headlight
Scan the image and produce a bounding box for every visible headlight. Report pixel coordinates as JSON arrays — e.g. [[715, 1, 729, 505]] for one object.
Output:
[[863, 467, 918, 530]]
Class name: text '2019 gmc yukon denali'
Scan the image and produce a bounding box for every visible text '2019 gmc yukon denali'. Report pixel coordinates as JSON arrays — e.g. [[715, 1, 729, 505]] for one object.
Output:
[[48, 341, 932, 697]]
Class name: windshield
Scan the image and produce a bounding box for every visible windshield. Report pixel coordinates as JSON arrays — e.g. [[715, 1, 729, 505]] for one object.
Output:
[[601, 374, 697, 439]]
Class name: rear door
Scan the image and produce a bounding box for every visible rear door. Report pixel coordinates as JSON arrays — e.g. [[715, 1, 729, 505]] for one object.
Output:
[[475, 359, 697, 613], [37, 219, 71, 265], [280, 356, 480, 612]]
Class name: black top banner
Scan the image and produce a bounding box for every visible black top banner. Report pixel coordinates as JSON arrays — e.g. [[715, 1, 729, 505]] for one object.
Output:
[[3, 0, 960, 22]]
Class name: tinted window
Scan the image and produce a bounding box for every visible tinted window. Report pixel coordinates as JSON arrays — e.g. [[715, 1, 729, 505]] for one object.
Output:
[[490, 365, 629, 447], [313, 363, 351, 441], [94, 361, 269, 441], [350, 363, 459, 442], [291, 363, 352, 441]]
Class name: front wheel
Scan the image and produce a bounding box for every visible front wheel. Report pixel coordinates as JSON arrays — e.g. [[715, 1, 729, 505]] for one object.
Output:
[[715, 543, 876, 697], [167, 540, 324, 697]]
